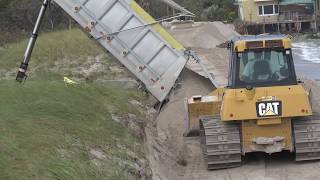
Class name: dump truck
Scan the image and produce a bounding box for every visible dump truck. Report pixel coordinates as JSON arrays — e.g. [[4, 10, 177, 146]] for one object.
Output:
[[17, 0, 320, 171]]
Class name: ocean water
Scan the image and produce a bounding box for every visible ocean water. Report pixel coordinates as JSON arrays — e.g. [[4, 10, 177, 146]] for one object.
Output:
[[292, 39, 320, 80], [293, 39, 320, 63]]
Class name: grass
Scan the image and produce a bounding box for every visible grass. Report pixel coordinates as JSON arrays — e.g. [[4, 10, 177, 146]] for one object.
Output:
[[0, 29, 126, 81], [0, 29, 103, 68], [0, 29, 148, 179]]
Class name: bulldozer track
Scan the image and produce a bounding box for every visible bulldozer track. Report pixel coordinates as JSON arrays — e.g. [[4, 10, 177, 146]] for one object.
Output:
[[293, 114, 320, 161], [199, 116, 242, 170]]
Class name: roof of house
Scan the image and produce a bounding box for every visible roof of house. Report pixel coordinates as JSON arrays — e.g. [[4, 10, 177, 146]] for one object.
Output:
[[235, 0, 313, 5], [279, 0, 313, 5]]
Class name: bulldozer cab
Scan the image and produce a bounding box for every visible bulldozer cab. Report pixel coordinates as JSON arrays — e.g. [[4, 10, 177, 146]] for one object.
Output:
[[227, 35, 298, 89], [220, 35, 311, 122]]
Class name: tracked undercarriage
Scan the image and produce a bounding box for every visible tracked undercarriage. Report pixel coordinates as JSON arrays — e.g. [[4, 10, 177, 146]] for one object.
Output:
[[293, 115, 320, 161], [199, 116, 241, 170], [200, 114, 320, 170]]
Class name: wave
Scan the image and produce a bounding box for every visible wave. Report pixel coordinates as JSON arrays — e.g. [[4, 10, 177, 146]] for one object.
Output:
[[293, 40, 320, 63]]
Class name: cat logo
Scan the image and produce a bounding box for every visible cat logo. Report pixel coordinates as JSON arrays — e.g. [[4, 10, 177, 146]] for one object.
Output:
[[256, 101, 282, 117]]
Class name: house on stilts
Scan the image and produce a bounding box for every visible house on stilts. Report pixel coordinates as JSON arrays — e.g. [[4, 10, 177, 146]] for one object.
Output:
[[235, 0, 320, 34]]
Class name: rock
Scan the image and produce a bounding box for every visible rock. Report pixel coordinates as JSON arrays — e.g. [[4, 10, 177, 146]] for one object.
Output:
[[109, 65, 124, 73], [128, 113, 137, 119], [111, 114, 122, 123], [130, 100, 143, 107], [127, 113, 144, 138], [111, 113, 144, 138], [146, 108, 157, 121], [89, 148, 108, 161]]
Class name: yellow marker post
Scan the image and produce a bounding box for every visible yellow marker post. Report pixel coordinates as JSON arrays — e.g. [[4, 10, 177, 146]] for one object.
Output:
[[64, 77, 78, 86]]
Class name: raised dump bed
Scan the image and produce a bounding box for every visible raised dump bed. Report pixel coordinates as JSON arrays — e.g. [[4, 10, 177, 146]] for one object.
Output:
[[53, 0, 187, 101]]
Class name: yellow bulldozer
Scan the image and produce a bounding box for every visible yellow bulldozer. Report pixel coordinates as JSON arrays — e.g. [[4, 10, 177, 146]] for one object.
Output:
[[185, 35, 320, 170]]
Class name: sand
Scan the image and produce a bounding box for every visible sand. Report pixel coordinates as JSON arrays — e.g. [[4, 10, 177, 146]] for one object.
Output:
[[144, 21, 320, 180]]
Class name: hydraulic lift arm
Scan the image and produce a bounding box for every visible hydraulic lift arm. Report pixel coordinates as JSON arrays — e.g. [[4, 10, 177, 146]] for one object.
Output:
[[16, 0, 51, 82]]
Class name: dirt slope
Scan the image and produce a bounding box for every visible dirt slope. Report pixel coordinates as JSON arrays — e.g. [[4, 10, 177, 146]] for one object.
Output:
[[145, 69, 214, 180], [144, 21, 320, 180]]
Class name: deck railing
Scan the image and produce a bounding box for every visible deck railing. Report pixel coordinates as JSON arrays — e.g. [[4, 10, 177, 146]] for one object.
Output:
[[279, 11, 314, 22]]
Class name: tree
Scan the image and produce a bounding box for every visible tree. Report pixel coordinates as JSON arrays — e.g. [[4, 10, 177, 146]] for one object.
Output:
[[202, 0, 237, 21], [0, 0, 72, 44], [0, 0, 238, 44], [174, 0, 237, 21]]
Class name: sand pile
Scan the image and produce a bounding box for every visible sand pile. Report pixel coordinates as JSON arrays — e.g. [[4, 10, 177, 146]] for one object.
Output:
[[169, 22, 239, 49], [168, 21, 237, 87]]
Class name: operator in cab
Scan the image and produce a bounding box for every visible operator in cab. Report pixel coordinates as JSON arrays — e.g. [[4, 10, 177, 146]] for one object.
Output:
[[239, 49, 291, 85]]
